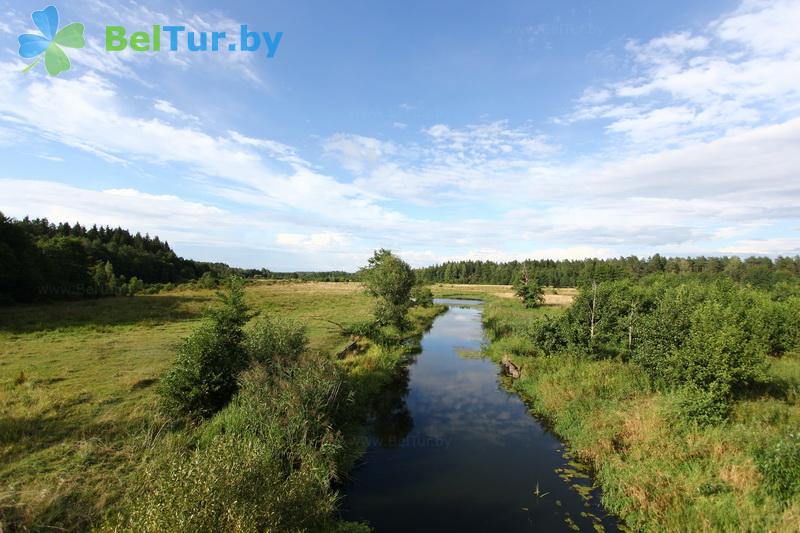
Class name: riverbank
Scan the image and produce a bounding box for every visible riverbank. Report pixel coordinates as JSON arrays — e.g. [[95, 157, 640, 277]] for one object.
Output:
[[442, 284, 800, 532], [341, 297, 621, 532], [0, 282, 445, 531]]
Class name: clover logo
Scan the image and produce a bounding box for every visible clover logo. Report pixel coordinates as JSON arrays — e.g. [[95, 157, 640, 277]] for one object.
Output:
[[18, 5, 85, 76]]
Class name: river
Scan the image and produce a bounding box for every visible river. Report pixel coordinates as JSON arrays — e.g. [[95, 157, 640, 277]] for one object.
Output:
[[340, 298, 621, 532]]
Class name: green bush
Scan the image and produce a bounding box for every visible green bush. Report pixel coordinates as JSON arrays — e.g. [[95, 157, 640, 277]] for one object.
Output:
[[246, 315, 308, 367], [514, 278, 545, 308], [111, 360, 358, 532], [756, 433, 800, 503], [159, 278, 251, 419], [521, 315, 566, 355], [410, 285, 434, 307], [359, 249, 415, 328], [635, 283, 769, 393], [341, 319, 377, 338], [673, 383, 731, 426]]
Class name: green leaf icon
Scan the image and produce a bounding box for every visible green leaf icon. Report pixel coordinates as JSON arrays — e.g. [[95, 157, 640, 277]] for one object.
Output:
[[18, 7, 85, 76], [45, 42, 70, 76], [54, 22, 85, 48]]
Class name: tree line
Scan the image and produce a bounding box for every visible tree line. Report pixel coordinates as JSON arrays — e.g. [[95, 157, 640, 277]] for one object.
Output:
[[0, 213, 224, 302], [416, 256, 800, 288], [507, 274, 800, 424]]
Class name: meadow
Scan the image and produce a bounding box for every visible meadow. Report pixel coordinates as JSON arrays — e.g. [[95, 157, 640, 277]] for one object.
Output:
[[0, 281, 432, 531], [453, 284, 800, 532], [3, 279, 799, 531]]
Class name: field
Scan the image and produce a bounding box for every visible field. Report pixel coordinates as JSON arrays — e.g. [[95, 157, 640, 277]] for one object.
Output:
[[432, 282, 576, 304], [4, 281, 799, 531], [0, 281, 377, 530]]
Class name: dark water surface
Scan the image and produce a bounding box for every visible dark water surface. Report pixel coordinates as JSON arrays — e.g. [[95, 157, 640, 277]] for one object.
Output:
[[340, 299, 621, 532]]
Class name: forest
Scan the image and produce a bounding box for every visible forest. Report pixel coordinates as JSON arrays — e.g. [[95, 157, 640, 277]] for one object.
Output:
[[0, 212, 227, 302], [416, 256, 800, 288]]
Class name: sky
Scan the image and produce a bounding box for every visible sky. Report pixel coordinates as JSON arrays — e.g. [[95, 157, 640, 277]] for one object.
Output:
[[1, 0, 799, 271]]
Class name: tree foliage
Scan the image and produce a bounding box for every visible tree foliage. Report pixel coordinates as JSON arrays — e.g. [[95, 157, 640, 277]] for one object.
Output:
[[415, 255, 800, 288], [359, 249, 415, 328], [0, 212, 221, 302], [160, 277, 252, 419], [513, 268, 545, 308], [514, 275, 800, 424], [410, 285, 434, 308]]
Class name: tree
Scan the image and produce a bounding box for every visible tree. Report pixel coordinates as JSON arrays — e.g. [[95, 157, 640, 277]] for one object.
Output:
[[513, 267, 545, 308], [246, 315, 308, 368], [160, 277, 253, 418], [359, 249, 415, 328], [410, 285, 434, 307]]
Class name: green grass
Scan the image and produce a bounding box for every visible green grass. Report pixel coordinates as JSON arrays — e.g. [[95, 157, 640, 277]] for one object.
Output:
[[0, 281, 410, 531], [477, 291, 800, 532]]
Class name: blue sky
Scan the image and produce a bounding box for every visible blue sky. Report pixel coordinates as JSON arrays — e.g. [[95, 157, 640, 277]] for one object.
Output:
[[1, 0, 799, 270]]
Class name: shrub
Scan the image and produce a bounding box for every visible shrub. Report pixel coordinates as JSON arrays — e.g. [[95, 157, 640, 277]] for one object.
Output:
[[756, 433, 800, 503], [246, 315, 308, 367], [197, 271, 218, 289], [341, 319, 377, 338], [521, 315, 566, 355], [111, 360, 358, 532], [514, 279, 545, 308], [159, 277, 251, 418], [673, 383, 731, 426], [359, 249, 414, 329], [410, 285, 434, 307]]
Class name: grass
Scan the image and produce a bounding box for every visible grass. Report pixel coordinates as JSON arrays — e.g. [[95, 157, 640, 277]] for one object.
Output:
[[0, 281, 430, 531], [470, 286, 800, 532]]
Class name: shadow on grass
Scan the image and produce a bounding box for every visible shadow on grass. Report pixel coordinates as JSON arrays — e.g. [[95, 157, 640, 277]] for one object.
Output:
[[0, 294, 212, 334]]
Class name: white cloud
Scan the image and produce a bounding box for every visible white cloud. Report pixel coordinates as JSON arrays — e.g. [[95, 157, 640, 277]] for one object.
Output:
[[276, 231, 351, 251], [0, 179, 231, 247], [720, 237, 800, 256], [569, 0, 800, 150], [154, 99, 199, 122], [714, 0, 800, 54], [323, 133, 398, 174]]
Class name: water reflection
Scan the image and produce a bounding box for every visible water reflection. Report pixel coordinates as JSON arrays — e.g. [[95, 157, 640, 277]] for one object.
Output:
[[341, 302, 621, 532], [369, 367, 414, 449]]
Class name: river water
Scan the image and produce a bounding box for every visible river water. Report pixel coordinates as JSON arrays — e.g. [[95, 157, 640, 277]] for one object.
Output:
[[340, 299, 621, 532]]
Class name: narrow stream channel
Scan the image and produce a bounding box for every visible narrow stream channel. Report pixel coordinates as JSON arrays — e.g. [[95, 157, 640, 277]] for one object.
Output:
[[341, 299, 621, 532]]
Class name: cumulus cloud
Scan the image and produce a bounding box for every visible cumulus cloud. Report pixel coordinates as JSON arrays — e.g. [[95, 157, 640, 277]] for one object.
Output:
[[1, 0, 799, 268]]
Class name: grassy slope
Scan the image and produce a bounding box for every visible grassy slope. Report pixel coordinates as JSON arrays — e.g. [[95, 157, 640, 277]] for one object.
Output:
[[0, 281, 381, 530], [433, 284, 800, 532]]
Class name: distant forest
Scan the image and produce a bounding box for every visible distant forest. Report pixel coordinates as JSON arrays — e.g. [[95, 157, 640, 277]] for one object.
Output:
[[415, 256, 800, 289], [4, 212, 800, 303], [0, 213, 224, 303]]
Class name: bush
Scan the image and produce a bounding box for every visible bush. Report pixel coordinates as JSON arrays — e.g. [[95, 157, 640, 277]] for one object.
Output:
[[359, 249, 414, 329], [159, 278, 251, 418], [246, 315, 308, 367], [673, 383, 731, 426], [341, 319, 377, 338], [410, 285, 434, 307], [514, 279, 545, 308], [756, 433, 800, 503], [521, 315, 566, 355], [635, 283, 769, 394], [197, 271, 219, 289], [111, 360, 358, 532]]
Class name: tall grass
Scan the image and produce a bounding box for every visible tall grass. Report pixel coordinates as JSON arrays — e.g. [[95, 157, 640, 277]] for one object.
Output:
[[480, 295, 800, 531], [0, 282, 437, 531]]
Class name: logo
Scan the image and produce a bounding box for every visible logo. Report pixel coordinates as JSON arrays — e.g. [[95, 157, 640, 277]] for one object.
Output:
[[18, 5, 85, 76], [104, 26, 283, 57]]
